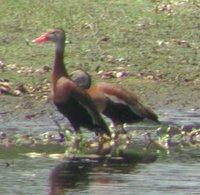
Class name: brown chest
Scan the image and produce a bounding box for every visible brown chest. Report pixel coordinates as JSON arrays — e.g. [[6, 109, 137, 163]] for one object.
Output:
[[51, 78, 72, 103]]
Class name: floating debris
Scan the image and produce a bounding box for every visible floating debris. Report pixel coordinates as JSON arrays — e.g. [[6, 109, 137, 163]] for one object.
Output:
[[22, 152, 47, 158]]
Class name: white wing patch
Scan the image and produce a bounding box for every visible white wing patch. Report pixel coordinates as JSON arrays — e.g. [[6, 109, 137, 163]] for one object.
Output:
[[73, 90, 98, 125], [79, 101, 97, 124], [106, 94, 127, 105]]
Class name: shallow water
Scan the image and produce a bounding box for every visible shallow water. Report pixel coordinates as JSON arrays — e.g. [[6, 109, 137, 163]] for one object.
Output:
[[0, 108, 200, 195], [1, 158, 200, 195]]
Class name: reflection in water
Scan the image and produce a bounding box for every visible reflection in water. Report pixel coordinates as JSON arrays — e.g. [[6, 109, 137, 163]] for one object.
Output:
[[48, 157, 91, 195], [48, 155, 141, 195], [49, 158, 200, 195]]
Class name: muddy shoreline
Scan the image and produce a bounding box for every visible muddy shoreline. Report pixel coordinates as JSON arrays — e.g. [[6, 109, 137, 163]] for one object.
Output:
[[1, 78, 200, 132]]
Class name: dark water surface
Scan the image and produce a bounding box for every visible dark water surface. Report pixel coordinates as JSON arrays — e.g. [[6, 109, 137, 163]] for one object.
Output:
[[0, 108, 200, 195]]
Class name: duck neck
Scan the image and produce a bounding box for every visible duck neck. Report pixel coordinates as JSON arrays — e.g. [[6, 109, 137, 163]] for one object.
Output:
[[52, 41, 68, 82]]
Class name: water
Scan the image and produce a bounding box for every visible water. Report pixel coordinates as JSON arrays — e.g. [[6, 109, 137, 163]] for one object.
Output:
[[0, 158, 52, 194], [1, 158, 199, 195], [86, 162, 200, 195], [0, 108, 200, 195]]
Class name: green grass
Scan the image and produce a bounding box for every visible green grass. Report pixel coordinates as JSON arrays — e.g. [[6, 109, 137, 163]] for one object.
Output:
[[1, 0, 200, 93]]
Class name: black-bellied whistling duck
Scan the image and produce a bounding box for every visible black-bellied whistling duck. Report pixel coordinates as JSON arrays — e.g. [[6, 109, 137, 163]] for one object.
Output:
[[71, 69, 160, 134], [32, 29, 111, 143]]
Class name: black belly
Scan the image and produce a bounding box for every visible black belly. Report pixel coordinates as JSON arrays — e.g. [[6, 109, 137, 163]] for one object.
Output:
[[103, 99, 143, 125], [55, 98, 97, 132]]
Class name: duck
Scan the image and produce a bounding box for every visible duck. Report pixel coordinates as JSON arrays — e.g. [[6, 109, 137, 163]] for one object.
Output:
[[32, 29, 111, 145], [71, 69, 160, 134]]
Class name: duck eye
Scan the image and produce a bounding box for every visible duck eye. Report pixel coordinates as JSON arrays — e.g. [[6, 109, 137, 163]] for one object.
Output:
[[51, 31, 56, 36], [49, 31, 57, 39]]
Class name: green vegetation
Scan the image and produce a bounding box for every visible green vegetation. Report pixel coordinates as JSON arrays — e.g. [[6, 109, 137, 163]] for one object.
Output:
[[1, 0, 200, 85]]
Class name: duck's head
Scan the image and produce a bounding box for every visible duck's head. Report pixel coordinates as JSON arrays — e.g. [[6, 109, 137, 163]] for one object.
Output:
[[32, 28, 65, 43], [70, 69, 92, 89]]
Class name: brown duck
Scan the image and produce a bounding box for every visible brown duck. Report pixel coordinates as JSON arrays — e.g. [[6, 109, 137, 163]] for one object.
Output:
[[71, 69, 160, 133], [32, 29, 111, 140]]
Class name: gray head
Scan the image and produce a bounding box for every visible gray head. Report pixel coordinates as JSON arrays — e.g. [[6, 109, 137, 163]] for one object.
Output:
[[70, 69, 91, 89], [33, 28, 66, 44]]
